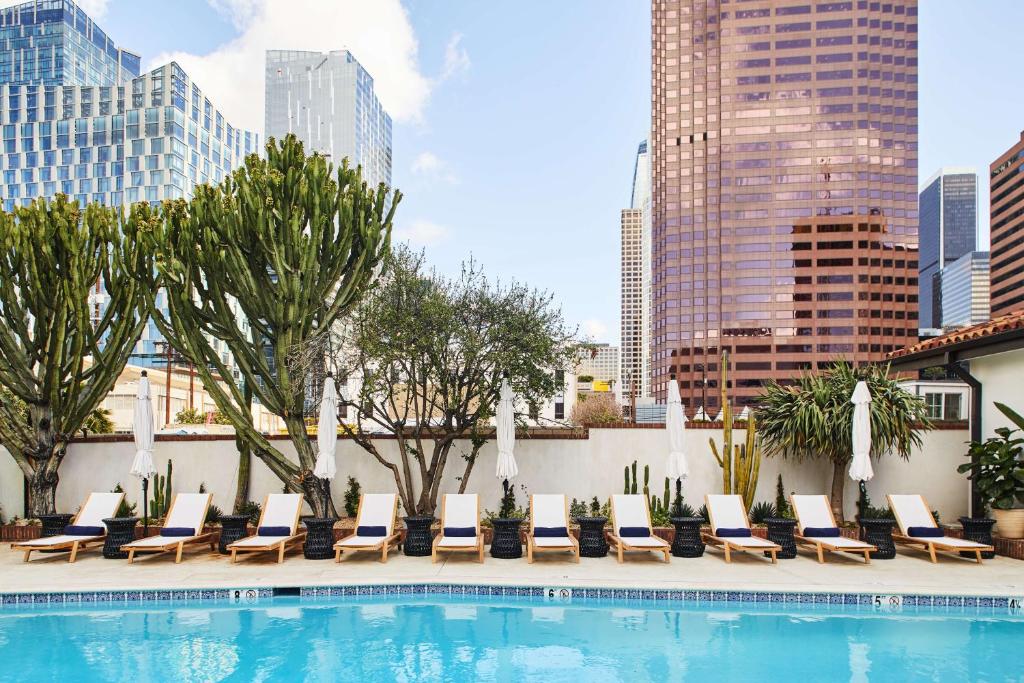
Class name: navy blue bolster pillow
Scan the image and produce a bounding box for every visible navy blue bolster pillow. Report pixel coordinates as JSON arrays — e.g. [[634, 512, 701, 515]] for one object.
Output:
[[64, 525, 104, 536], [619, 526, 650, 538], [444, 526, 477, 537], [161, 527, 196, 537], [715, 527, 752, 538], [257, 526, 292, 537], [908, 526, 944, 538], [356, 525, 387, 537], [803, 526, 840, 538], [534, 526, 568, 538]]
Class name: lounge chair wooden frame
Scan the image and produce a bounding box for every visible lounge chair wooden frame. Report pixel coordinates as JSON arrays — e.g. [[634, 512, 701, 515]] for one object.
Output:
[[888, 494, 993, 564], [526, 495, 580, 563], [11, 492, 125, 563], [121, 494, 216, 564], [334, 494, 401, 563], [608, 495, 670, 563], [431, 494, 484, 564], [702, 494, 781, 564], [790, 494, 874, 564], [227, 494, 306, 564]]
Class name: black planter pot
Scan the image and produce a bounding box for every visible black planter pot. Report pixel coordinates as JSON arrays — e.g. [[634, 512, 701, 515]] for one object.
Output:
[[302, 518, 337, 560], [958, 516, 996, 559], [217, 515, 251, 554], [37, 514, 74, 554], [574, 516, 609, 558], [489, 518, 523, 559], [859, 518, 896, 559], [102, 517, 138, 559], [764, 517, 798, 559], [403, 516, 435, 557], [670, 516, 705, 558]]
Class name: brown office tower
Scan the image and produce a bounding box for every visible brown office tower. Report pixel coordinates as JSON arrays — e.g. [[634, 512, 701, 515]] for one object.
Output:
[[650, 0, 919, 410], [990, 131, 1024, 318]]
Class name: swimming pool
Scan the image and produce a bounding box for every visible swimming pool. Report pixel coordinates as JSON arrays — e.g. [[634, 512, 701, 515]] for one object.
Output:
[[0, 591, 1020, 682]]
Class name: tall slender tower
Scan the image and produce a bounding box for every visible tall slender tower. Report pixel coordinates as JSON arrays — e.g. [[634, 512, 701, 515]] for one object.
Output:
[[651, 0, 919, 410], [621, 140, 652, 400]]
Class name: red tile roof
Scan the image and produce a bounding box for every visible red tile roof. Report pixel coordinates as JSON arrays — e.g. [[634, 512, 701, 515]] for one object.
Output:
[[888, 309, 1024, 360]]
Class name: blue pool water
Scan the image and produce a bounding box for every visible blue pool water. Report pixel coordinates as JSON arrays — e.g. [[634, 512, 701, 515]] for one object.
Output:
[[0, 594, 1021, 682]]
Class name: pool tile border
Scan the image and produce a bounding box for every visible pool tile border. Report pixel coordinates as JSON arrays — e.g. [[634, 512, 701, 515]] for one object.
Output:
[[0, 583, 1020, 615]]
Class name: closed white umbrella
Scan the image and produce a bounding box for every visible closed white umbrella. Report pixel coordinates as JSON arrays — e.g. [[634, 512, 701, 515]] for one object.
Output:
[[314, 376, 338, 480], [849, 380, 873, 481], [130, 371, 157, 532], [665, 379, 689, 481], [495, 379, 518, 482]]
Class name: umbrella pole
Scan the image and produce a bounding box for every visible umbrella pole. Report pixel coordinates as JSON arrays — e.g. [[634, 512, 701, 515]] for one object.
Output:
[[857, 480, 867, 522], [142, 477, 149, 534]]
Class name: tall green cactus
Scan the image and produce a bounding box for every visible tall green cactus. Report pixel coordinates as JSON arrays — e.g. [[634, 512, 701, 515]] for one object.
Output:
[[150, 460, 173, 518], [0, 196, 158, 515], [143, 134, 399, 517], [709, 350, 762, 509]]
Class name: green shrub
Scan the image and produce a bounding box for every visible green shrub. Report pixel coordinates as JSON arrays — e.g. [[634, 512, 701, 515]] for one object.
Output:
[[749, 501, 777, 524], [112, 484, 137, 518], [343, 476, 361, 517], [569, 498, 587, 520], [238, 500, 262, 526]]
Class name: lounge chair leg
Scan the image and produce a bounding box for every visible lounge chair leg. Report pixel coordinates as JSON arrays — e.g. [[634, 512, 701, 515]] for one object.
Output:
[[23, 549, 31, 563], [278, 543, 286, 564], [128, 549, 135, 564], [724, 543, 731, 564], [381, 545, 388, 563], [479, 543, 484, 564], [230, 549, 237, 564], [928, 544, 937, 563], [335, 547, 342, 563], [617, 543, 623, 564], [528, 543, 533, 564], [69, 541, 80, 564], [864, 550, 871, 565], [770, 549, 777, 564], [575, 549, 580, 564], [816, 545, 825, 564], [664, 547, 670, 563], [432, 548, 438, 564], [975, 549, 983, 565], [175, 543, 184, 564]]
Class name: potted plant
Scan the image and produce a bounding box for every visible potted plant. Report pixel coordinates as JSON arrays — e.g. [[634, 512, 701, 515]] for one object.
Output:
[[958, 402, 1024, 538]]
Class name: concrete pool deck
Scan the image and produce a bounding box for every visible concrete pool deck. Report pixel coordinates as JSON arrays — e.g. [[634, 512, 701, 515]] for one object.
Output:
[[2, 543, 1022, 598]]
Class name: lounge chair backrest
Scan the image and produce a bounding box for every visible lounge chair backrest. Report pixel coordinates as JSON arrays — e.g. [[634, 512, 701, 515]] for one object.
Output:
[[260, 493, 302, 533], [791, 495, 835, 533], [531, 495, 567, 531], [888, 494, 936, 533], [75, 492, 125, 528], [611, 495, 651, 530], [442, 494, 479, 531], [706, 494, 750, 531], [356, 494, 397, 535], [163, 493, 212, 531]]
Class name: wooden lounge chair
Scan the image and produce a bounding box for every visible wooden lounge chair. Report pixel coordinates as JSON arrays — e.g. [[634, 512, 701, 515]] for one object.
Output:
[[432, 494, 484, 563], [888, 494, 993, 564], [791, 494, 875, 564], [121, 493, 216, 564], [227, 494, 306, 564], [11, 491, 124, 563], [703, 494, 781, 564], [526, 494, 580, 563], [608, 494, 670, 563], [334, 493, 401, 563]]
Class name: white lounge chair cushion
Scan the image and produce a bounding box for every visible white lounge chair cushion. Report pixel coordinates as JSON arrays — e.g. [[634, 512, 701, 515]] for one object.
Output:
[[18, 534, 102, 547], [804, 535, 873, 549], [123, 493, 211, 548], [716, 535, 778, 548], [230, 534, 293, 548], [616, 535, 669, 548], [336, 535, 387, 547], [888, 494, 936, 530], [261, 493, 303, 533], [533, 536, 574, 547], [791, 495, 837, 532], [611, 495, 651, 530], [442, 494, 479, 530], [357, 494, 397, 535], [532, 495, 568, 529], [438, 536, 479, 547], [912, 536, 989, 549], [75, 492, 125, 528], [706, 494, 750, 530]]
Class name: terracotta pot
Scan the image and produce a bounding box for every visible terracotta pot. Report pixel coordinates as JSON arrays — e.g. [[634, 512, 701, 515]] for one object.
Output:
[[992, 508, 1024, 539]]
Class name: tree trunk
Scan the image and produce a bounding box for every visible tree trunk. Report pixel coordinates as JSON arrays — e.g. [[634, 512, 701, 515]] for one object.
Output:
[[26, 468, 58, 517], [830, 459, 847, 524], [26, 405, 62, 516], [301, 476, 333, 518], [233, 441, 251, 514]]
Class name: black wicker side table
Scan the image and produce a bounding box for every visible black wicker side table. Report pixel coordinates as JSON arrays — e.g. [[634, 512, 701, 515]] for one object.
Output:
[[218, 515, 251, 554], [303, 518, 337, 560], [490, 518, 523, 559], [102, 517, 138, 559], [38, 513, 74, 553], [958, 516, 996, 559], [764, 517, 798, 559], [403, 516, 435, 556], [670, 516, 705, 558], [575, 517, 609, 558], [859, 518, 896, 559]]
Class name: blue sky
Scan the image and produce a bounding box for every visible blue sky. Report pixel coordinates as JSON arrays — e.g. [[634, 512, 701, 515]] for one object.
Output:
[[42, 0, 1024, 343]]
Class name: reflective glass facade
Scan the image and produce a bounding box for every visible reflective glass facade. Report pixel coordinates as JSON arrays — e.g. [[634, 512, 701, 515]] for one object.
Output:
[[621, 140, 652, 399], [990, 131, 1024, 317], [918, 168, 977, 328], [651, 0, 920, 408], [939, 250, 989, 330], [265, 50, 391, 189]]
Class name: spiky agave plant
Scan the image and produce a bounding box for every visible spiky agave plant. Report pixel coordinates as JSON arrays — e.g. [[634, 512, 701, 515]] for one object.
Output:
[[756, 361, 931, 523]]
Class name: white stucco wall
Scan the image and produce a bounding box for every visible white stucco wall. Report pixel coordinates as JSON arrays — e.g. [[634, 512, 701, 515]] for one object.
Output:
[[0, 446, 22, 520], [1, 425, 971, 522], [971, 347, 1024, 440]]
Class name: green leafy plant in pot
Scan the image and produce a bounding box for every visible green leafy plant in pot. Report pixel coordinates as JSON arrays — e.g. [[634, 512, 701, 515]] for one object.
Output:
[[958, 402, 1024, 538]]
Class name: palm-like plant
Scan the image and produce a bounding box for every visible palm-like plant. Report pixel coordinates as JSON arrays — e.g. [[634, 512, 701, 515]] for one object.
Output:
[[756, 361, 931, 522]]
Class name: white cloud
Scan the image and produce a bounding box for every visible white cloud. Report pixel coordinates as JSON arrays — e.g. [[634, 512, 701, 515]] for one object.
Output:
[[393, 219, 452, 247], [440, 32, 470, 81], [75, 0, 111, 18], [411, 151, 458, 184], [581, 319, 609, 341], [148, 0, 433, 133]]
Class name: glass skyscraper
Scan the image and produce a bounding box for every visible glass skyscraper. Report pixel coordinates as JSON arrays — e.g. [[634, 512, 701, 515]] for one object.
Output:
[[918, 168, 977, 329], [265, 50, 391, 188], [0, 0, 259, 372]]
